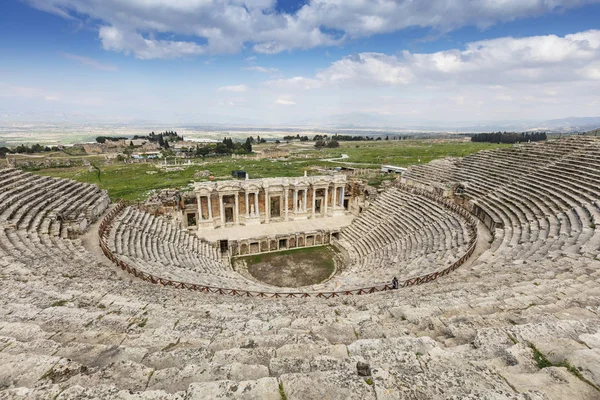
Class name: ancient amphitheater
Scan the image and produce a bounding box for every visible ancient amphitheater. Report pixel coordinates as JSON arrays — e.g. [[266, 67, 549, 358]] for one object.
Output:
[[2, 136, 600, 399]]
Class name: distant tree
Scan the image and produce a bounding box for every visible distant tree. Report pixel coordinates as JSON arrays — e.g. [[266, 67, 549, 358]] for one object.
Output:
[[96, 136, 127, 143], [223, 137, 235, 149], [275, 139, 280, 144], [242, 137, 253, 153], [327, 139, 340, 148], [31, 143, 44, 152], [195, 145, 211, 157], [214, 143, 231, 155]]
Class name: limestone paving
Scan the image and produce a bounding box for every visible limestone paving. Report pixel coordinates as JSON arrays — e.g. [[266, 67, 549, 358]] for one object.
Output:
[[1, 137, 600, 400]]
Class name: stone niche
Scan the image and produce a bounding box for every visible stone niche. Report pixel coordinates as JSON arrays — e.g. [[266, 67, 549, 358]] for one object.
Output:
[[227, 230, 335, 256]]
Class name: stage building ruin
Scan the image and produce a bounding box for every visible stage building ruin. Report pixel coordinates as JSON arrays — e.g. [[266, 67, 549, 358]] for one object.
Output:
[[184, 174, 354, 229]]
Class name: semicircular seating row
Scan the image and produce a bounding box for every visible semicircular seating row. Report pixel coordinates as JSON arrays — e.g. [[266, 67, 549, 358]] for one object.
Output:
[[2, 141, 600, 398], [328, 186, 475, 289], [402, 135, 600, 264], [106, 205, 280, 292], [105, 186, 475, 293], [0, 168, 110, 267]]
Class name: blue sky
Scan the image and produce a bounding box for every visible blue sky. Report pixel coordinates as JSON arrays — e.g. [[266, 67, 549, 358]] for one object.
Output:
[[1, 0, 600, 126]]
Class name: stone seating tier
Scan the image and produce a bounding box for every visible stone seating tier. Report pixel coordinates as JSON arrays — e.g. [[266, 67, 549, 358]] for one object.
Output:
[[2, 136, 600, 399]]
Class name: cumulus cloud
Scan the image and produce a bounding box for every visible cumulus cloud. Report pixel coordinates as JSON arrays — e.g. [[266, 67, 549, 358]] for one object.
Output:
[[98, 26, 206, 59], [269, 30, 600, 88], [23, 0, 600, 58], [244, 65, 279, 74], [218, 85, 249, 92], [60, 52, 117, 71], [0, 83, 60, 100], [267, 76, 322, 90], [275, 97, 296, 105]]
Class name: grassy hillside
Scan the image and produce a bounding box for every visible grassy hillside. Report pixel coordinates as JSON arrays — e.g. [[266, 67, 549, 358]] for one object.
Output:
[[30, 139, 509, 201]]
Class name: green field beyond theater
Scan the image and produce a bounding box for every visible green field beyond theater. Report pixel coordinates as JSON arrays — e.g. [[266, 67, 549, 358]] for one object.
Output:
[[27, 140, 508, 201]]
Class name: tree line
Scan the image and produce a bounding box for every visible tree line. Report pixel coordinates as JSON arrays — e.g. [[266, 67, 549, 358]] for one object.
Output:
[[471, 132, 547, 144], [191, 137, 253, 157], [314, 139, 340, 148], [1, 143, 61, 157], [132, 131, 184, 149], [95, 136, 129, 143], [283, 134, 310, 141]]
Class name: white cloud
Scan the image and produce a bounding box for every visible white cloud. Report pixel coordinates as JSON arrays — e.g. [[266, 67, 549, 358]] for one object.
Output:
[[254, 30, 600, 124], [0, 83, 59, 100], [0, 83, 105, 107], [266, 76, 322, 90], [244, 65, 279, 74], [24, 0, 600, 58], [275, 98, 296, 106], [218, 85, 249, 92], [99, 26, 206, 59], [270, 30, 600, 88], [60, 52, 117, 71]]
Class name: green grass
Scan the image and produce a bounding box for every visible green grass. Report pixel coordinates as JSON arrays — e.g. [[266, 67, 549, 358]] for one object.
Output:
[[307, 139, 510, 166], [278, 381, 287, 400], [28, 139, 511, 202], [32, 157, 334, 201], [240, 245, 336, 288], [530, 344, 553, 369], [242, 245, 332, 264], [529, 343, 600, 391], [50, 299, 68, 307]]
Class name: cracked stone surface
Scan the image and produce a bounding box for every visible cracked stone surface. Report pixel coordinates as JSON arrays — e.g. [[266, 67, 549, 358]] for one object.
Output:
[[2, 137, 600, 399]]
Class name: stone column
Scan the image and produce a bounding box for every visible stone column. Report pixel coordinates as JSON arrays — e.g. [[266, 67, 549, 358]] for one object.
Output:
[[265, 188, 270, 223], [340, 186, 345, 208], [333, 185, 337, 209], [219, 194, 225, 225], [245, 191, 250, 218], [284, 188, 289, 221], [207, 194, 213, 220], [234, 192, 240, 225], [324, 187, 329, 215], [293, 189, 298, 214], [303, 189, 307, 212], [312, 187, 316, 217], [196, 194, 203, 222], [254, 192, 259, 217]]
